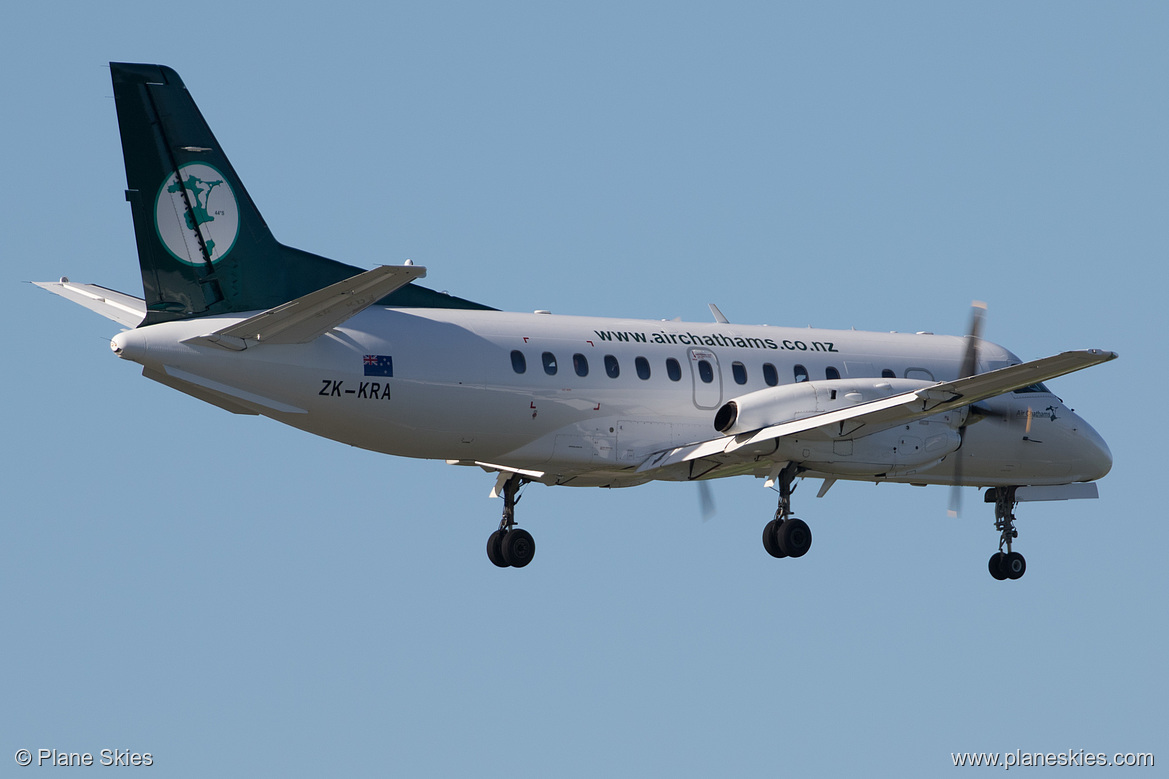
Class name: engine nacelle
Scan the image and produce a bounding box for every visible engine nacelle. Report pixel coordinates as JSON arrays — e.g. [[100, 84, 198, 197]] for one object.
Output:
[[713, 378, 934, 435], [713, 378, 966, 477]]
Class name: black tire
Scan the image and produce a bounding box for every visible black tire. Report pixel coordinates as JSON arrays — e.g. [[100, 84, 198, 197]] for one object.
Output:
[[486, 529, 509, 567], [988, 552, 1008, 580], [777, 517, 812, 558], [502, 528, 536, 568], [762, 519, 786, 558], [1004, 551, 1026, 580]]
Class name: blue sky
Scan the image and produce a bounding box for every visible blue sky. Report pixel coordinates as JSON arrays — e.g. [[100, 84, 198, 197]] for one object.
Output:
[[3, 2, 1165, 776]]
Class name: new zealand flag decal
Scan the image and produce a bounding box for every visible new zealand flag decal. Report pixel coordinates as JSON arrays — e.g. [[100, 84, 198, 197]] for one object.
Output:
[[363, 355, 393, 377]]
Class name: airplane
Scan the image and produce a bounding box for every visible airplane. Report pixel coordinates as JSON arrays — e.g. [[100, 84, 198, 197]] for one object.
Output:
[[37, 63, 1116, 580]]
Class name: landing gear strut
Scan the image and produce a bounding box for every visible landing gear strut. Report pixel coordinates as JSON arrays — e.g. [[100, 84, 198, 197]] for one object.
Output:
[[987, 486, 1026, 580], [487, 473, 536, 568], [762, 463, 812, 559]]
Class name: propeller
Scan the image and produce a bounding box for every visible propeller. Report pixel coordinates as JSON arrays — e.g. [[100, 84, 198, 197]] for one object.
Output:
[[947, 301, 987, 518], [697, 480, 716, 521]]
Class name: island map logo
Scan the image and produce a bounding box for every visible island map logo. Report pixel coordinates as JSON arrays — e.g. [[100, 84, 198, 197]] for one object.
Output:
[[155, 163, 239, 265]]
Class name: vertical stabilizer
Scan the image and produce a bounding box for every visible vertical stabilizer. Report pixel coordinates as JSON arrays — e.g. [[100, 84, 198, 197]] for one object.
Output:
[[111, 62, 365, 324], [110, 63, 492, 322]]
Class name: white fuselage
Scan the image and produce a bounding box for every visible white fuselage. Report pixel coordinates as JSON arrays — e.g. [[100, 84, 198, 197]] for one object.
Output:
[[111, 307, 1113, 490]]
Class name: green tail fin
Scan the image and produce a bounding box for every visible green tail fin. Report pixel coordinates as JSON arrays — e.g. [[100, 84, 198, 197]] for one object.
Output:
[[110, 62, 490, 324]]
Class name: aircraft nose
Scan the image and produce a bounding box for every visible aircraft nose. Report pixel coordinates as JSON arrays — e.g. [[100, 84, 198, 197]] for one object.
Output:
[[1071, 416, 1112, 481]]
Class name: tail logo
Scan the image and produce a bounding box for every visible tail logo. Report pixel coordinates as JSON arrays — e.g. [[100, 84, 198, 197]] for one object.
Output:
[[154, 163, 240, 266]]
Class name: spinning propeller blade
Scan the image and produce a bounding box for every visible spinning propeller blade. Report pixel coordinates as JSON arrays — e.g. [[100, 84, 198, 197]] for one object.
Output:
[[948, 301, 988, 518], [698, 480, 716, 521]]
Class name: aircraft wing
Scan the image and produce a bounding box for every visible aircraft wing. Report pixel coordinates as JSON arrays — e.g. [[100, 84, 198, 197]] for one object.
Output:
[[33, 280, 146, 328], [637, 349, 1117, 472]]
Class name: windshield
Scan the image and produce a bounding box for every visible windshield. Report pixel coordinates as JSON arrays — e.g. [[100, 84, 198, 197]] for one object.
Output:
[[1013, 381, 1052, 394]]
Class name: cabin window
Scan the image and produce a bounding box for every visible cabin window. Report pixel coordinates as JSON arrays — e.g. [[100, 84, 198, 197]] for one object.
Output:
[[825, 366, 840, 380], [762, 362, 778, 387], [604, 354, 620, 379], [697, 359, 714, 383], [542, 352, 558, 375], [573, 353, 589, 377], [635, 356, 651, 380], [666, 358, 682, 382], [732, 361, 748, 385], [794, 364, 808, 383], [881, 368, 896, 379], [905, 367, 934, 381], [510, 350, 526, 374]]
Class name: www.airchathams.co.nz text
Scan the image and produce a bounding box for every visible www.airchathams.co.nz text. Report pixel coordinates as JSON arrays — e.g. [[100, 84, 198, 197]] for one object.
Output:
[[592, 330, 839, 352]]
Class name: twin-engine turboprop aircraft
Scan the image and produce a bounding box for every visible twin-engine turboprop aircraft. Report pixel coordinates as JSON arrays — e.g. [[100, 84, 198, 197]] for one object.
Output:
[[37, 63, 1116, 579]]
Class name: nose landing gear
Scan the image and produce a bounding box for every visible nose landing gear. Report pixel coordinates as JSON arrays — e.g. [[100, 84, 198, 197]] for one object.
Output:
[[487, 473, 536, 568], [987, 486, 1026, 580]]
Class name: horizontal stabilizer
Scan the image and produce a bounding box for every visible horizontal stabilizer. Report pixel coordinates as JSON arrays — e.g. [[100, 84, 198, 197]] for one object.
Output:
[[163, 366, 306, 414], [34, 280, 146, 328], [184, 265, 426, 350], [142, 367, 258, 415]]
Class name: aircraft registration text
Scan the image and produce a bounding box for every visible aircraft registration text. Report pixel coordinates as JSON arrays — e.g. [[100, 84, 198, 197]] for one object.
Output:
[[319, 379, 391, 400]]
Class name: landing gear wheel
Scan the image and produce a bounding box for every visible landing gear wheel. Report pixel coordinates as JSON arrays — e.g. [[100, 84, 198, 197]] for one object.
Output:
[[763, 463, 810, 562], [777, 517, 812, 558], [502, 528, 535, 568], [762, 519, 786, 558], [987, 487, 1027, 581], [486, 529, 509, 568], [1004, 551, 1026, 580], [988, 552, 1008, 580], [486, 473, 535, 569]]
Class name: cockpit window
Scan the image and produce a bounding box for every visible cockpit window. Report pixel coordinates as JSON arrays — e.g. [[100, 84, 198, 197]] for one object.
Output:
[[1014, 382, 1052, 394]]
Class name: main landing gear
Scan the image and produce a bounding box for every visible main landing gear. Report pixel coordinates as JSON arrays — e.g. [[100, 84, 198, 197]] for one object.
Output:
[[986, 486, 1026, 581], [486, 473, 536, 568], [761, 463, 813, 560]]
